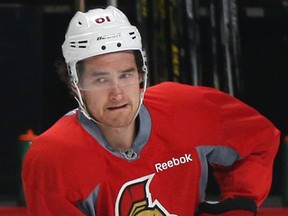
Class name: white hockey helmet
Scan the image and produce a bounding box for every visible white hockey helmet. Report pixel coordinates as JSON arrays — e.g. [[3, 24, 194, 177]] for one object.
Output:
[[62, 5, 147, 84]]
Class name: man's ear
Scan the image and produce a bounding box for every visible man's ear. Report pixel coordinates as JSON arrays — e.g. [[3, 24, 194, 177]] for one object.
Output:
[[71, 85, 77, 94]]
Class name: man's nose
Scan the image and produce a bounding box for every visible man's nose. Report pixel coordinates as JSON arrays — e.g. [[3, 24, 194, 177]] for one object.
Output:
[[109, 83, 123, 101]]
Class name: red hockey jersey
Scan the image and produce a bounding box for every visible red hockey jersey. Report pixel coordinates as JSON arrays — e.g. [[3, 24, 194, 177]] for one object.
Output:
[[22, 82, 280, 215]]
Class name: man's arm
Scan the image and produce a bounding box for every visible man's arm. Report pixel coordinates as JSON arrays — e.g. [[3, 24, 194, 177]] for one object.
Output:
[[199, 88, 280, 215], [22, 139, 85, 216]]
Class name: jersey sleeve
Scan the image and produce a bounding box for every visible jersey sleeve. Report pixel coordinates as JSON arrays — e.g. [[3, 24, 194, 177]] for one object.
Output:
[[204, 88, 280, 207], [23, 187, 84, 216], [22, 139, 85, 216]]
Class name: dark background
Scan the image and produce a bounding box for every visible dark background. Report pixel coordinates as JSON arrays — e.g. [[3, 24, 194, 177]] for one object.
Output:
[[0, 0, 287, 205]]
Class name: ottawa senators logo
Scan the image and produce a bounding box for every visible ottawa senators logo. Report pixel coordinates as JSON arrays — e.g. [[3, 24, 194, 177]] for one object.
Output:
[[115, 174, 176, 216]]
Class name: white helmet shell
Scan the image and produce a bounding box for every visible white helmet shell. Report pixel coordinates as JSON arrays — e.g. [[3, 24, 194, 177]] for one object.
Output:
[[62, 6, 145, 83]]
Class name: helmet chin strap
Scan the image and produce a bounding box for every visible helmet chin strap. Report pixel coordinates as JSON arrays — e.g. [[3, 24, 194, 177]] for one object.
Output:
[[72, 71, 147, 127], [132, 71, 147, 122], [72, 79, 102, 125]]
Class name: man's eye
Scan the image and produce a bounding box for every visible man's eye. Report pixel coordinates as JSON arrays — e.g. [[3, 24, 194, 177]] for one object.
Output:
[[120, 73, 133, 79], [95, 77, 108, 84]]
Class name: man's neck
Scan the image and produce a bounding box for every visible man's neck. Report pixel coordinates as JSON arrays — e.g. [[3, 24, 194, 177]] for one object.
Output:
[[99, 122, 137, 151]]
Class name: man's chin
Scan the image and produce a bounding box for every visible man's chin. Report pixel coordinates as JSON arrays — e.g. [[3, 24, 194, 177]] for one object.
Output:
[[108, 120, 134, 128], [99, 117, 135, 128]]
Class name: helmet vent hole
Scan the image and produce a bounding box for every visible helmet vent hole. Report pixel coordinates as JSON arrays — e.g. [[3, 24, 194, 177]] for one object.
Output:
[[78, 21, 82, 25], [117, 43, 121, 47], [129, 32, 136, 39], [101, 45, 106, 50], [69, 40, 88, 48], [69, 41, 76, 48], [78, 40, 88, 48]]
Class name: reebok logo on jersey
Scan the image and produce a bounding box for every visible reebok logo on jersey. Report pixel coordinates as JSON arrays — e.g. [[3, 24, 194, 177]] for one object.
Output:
[[155, 153, 193, 173]]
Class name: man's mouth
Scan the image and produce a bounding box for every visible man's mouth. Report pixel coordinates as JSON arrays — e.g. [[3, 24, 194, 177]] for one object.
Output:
[[107, 104, 128, 111]]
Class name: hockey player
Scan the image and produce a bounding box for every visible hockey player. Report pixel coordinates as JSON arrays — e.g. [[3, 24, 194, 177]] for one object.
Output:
[[22, 6, 280, 216]]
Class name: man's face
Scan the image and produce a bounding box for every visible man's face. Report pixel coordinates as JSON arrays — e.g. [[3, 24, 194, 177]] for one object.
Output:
[[78, 52, 142, 128]]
